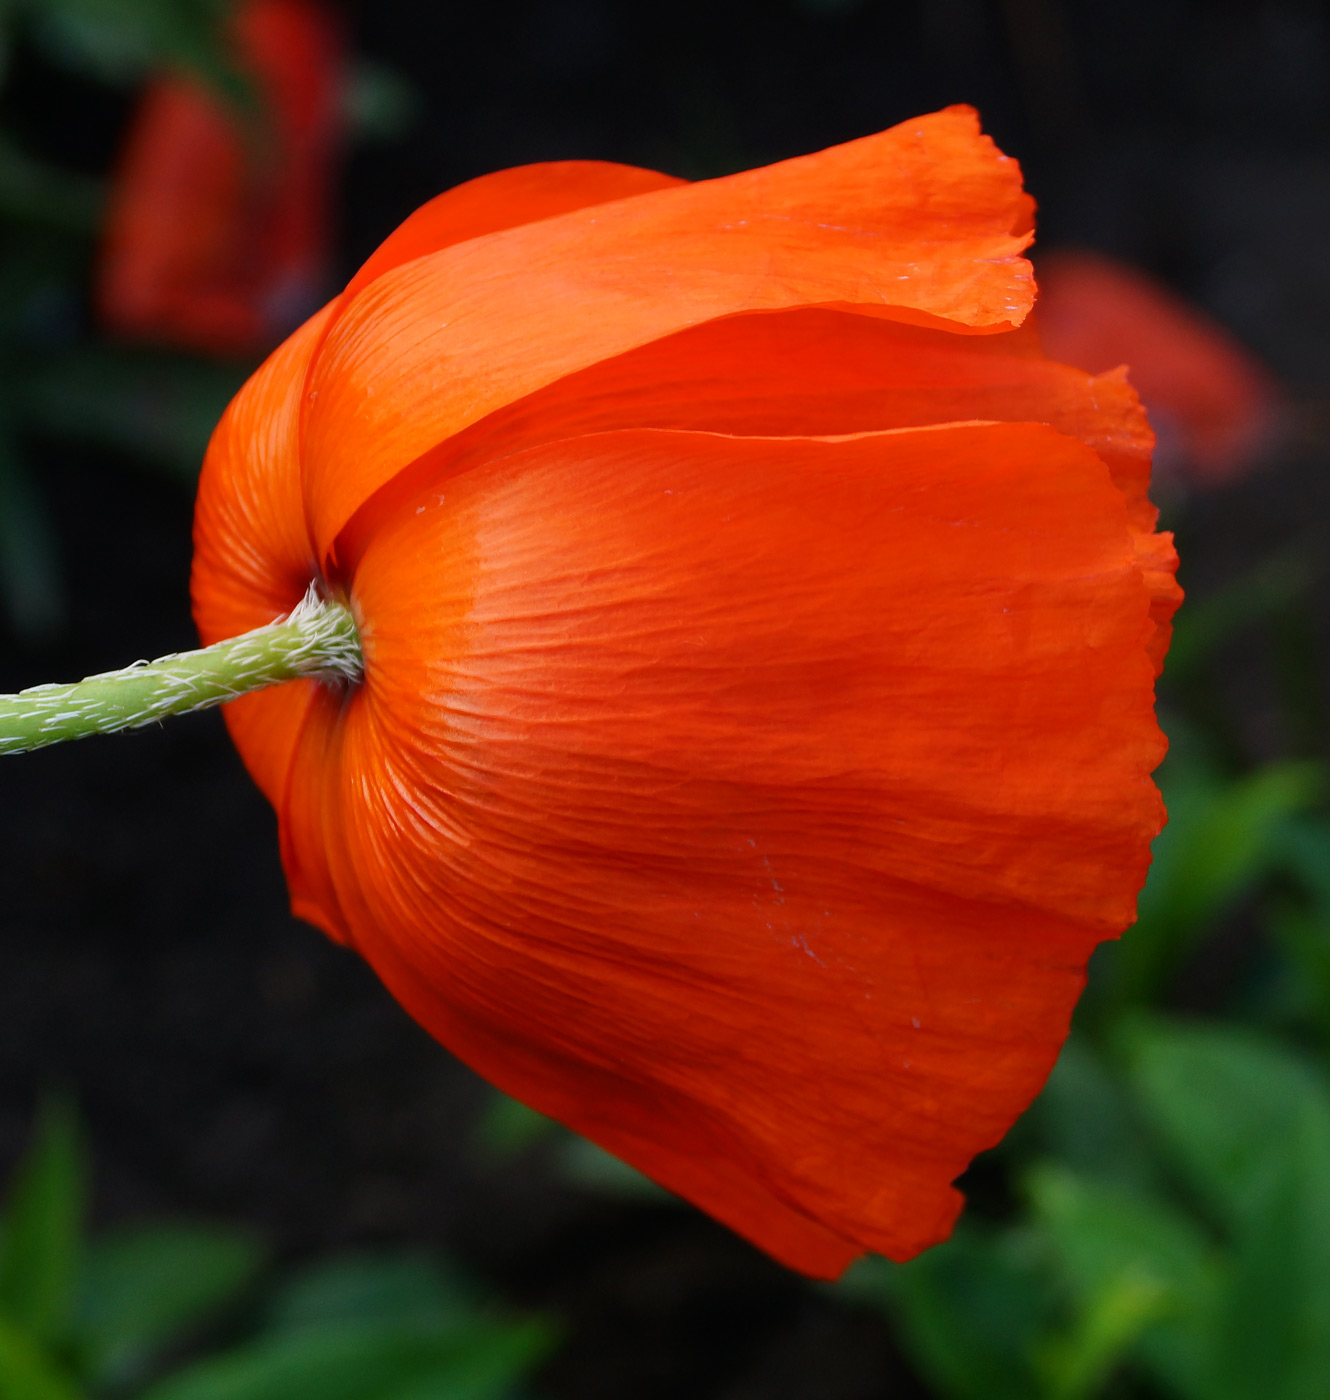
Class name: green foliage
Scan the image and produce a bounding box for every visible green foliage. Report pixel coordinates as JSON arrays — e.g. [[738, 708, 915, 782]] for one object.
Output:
[[266, 1256, 480, 1334], [1163, 543, 1321, 685], [0, 1096, 85, 1349], [1101, 750, 1320, 1014], [840, 540, 1330, 1397], [0, 1105, 553, 1400], [1027, 1166, 1207, 1400], [0, 1316, 83, 1400], [471, 1096, 555, 1159], [137, 1317, 553, 1400], [842, 1228, 1051, 1400], [474, 1091, 670, 1202], [849, 1026, 1330, 1400], [75, 1225, 265, 1389], [22, 0, 239, 95]]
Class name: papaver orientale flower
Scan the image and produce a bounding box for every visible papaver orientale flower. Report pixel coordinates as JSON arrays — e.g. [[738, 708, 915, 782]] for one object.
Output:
[[191, 108, 1181, 1278], [1036, 249, 1280, 484], [98, 0, 344, 356]]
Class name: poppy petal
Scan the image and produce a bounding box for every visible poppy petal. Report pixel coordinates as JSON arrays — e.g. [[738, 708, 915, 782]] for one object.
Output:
[[278, 421, 1164, 1274], [280, 682, 356, 945], [302, 106, 1034, 559], [192, 305, 329, 808], [342, 161, 687, 302]]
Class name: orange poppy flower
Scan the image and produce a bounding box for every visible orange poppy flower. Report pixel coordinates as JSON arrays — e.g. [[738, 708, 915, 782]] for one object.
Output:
[[191, 108, 1180, 1278], [98, 0, 344, 356], [1036, 249, 1280, 483]]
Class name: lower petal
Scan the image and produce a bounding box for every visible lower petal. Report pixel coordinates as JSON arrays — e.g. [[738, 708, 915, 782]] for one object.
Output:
[[284, 422, 1165, 1272]]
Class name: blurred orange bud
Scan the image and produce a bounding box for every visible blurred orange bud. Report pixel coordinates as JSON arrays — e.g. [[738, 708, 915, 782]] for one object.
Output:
[[98, 0, 345, 357], [1036, 249, 1281, 484]]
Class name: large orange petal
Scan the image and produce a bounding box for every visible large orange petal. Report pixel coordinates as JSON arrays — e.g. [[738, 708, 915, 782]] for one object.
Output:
[[342, 161, 687, 302], [191, 305, 328, 810], [302, 106, 1034, 557], [279, 421, 1164, 1275]]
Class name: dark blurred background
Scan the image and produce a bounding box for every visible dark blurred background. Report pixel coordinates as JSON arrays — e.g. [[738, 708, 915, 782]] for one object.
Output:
[[1, 3, 1329, 1398]]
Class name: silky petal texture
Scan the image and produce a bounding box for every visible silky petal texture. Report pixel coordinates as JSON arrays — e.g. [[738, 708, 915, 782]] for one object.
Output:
[[334, 309, 1180, 669], [272, 423, 1164, 1275], [1035, 249, 1280, 482], [301, 106, 1034, 556], [99, 0, 344, 355]]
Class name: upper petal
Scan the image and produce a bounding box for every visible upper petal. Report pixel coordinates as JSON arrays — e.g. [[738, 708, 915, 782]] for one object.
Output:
[[341, 160, 687, 301], [302, 106, 1033, 559]]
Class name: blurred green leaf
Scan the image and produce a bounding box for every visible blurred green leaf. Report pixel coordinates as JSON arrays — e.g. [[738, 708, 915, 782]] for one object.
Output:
[[343, 61, 419, 143], [1021, 1037, 1158, 1192], [842, 1227, 1050, 1400], [267, 1255, 477, 1335], [1125, 1019, 1330, 1235], [0, 1096, 84, 1347], [0, 428, 64, 639], [554, 1137, 672, 1202], [1280, 818, 1330, 908], [1028, 1164, 1220, 1399], [1202, 1095, 1330, 1400], [0, 1315, 82, 1400], [1269, 819, 1330, 1045], [1150, 759, 1321, 936], [1037, 1269, 1166, 1400], [0, 134, 101, 230], [25, 0, 243, 99], [1166, 543, 1321, 683], [137, 1319, 555, 1400], [1111, 759, 1321, 1007], [471, 1096, 555, 1160], [73, 1224, 263, 1387], [17, 349, 247, 480]]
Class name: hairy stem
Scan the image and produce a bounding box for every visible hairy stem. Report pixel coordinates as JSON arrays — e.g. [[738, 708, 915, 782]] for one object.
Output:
[[0, 586, 361, 755]]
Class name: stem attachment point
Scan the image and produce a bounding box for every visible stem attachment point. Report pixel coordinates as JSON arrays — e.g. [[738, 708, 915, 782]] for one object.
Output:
[[0, 585, 362, 755]]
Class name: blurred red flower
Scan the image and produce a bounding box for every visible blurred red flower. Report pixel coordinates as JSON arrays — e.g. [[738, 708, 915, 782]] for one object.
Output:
[[192, 108, 1179, 1277], [1036, 249, 1281, 484], [98, 0, 344, 356]]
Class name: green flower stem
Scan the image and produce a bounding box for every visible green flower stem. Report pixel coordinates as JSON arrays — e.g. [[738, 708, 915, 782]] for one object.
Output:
[[0, 587, 361, 756]]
